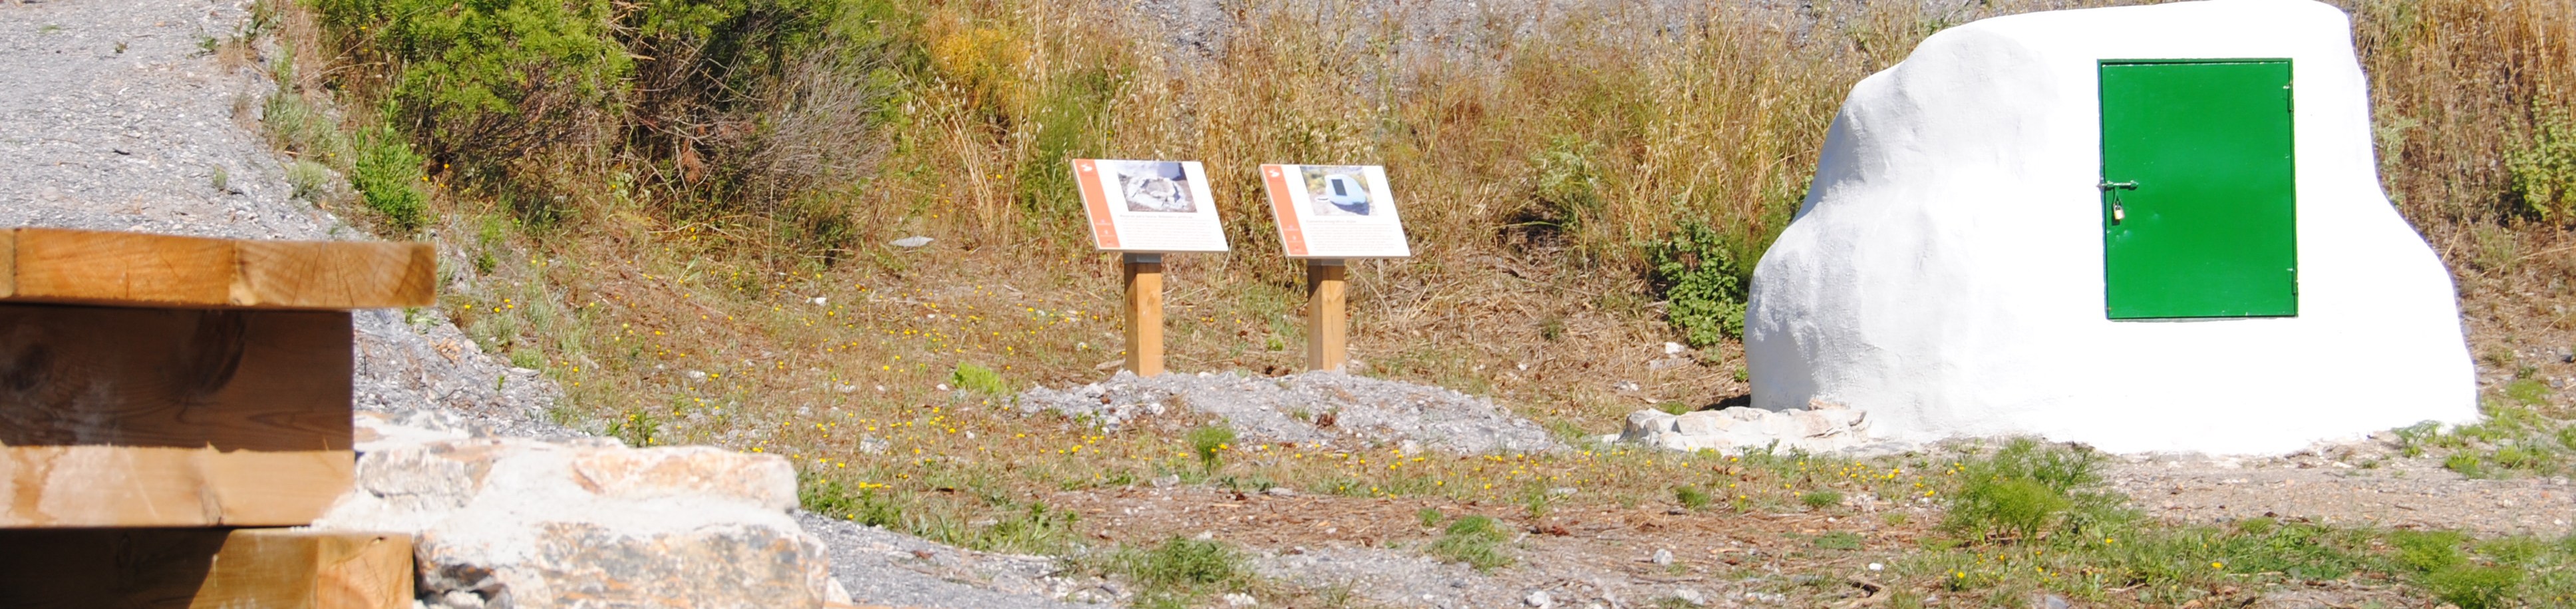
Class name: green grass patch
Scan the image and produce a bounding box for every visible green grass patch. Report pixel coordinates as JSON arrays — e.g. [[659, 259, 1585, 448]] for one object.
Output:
[[1096, 536, 1254, 609], [949, 361, 1011, 395], [1427, 514, 1515, 572], [1188, 425, 1236, 473]]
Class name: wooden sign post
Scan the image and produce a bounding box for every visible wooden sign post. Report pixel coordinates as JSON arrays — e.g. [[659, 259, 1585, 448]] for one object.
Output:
[[1261, 164, 1409, 372], [1123, 254, 1165, 376], [1304, 259, 1347, 371], [1074, 159, 1229, 377]]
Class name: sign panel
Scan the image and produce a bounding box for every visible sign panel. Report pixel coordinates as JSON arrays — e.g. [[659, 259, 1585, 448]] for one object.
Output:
[[1073, 159, 1230, 253], [1258, 164, 1411, 259]]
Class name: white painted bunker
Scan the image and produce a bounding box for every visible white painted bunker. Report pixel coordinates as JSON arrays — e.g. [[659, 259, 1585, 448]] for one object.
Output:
[[1744, 0, 2477, 454]]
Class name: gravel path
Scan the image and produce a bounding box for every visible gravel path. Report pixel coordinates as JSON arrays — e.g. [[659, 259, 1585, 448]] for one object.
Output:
[[796, 512, 1111, 609], [2106, 438, 2576, 537], [1020, 370, 1564, 455]]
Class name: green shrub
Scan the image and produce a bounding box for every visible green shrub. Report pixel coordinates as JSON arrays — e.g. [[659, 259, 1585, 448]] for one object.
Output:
[[605, 409, 660, 447], [1187, 425, 1236, 473], [1428, 514, 1514, 571], [973, 501, 1078, 555], [1674, 485, 1712, 510], [1646, 220, 1750, 348], [1801, 490, 1844, 510], [2445, 452, 2487, 477], [315, 0, 628, 164], [350, 122, 428, 232], [949, 361, 1009, 395], [2508, 98, 2576, 224], [1941, 439, 2101, 542], [1524, 136, 1605, 237]]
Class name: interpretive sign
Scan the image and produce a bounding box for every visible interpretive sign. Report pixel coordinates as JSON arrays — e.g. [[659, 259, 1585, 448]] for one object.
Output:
[[1073, 159, 1229, 253], [1259, 164, 1411, 258]]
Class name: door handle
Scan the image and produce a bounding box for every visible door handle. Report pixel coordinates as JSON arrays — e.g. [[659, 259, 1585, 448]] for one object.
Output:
[[2099, 180, 2138, 223]]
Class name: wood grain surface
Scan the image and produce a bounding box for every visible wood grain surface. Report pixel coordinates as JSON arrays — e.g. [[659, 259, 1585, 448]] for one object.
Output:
[[0, 528, 411, 608], [0, 445, 354, 526], [0, 304, 351, 451], [0, 228, 432, 309]]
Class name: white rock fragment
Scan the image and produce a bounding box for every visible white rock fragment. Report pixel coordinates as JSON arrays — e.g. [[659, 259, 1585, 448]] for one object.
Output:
[[311, 437, 834, 608], [1617, 401, 1869, 453], [889, 236, 933, 248]]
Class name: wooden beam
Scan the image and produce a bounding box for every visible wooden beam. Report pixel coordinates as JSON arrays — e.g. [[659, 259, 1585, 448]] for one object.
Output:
[[1122, 254, 1165, 377], [0, 304, 352, 451], [0, 303, 354, 527], [1305, 260, 1347, 371], [197, 529, 414, 609], [0, 528, 412, 609], [0, 446, 355, 526], [0, 228, 433, 309]]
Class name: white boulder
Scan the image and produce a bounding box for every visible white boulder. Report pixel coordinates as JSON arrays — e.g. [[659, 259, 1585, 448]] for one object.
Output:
[[314, 434, 844, 608], [1744, 0, 2476, 454]]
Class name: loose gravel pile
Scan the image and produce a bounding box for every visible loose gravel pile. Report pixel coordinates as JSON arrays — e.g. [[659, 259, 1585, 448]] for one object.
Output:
[[1019, 371, 1564, 455]]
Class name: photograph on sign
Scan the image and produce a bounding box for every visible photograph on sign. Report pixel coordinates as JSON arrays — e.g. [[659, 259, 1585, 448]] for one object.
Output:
[[1074, 159, 1229, 253], [1261, 164, 1410, 258]]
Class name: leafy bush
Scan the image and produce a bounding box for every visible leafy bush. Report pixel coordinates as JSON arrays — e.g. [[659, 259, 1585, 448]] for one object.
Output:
[[315, 0, 629, 164], [1428, 514, 1514, 571], [1646, 221, 1750, 348], [1520, 136, 1605, 240], [1800, 489, 1844, 510], [1941, 439, 2102, 542], [350, 122, 429, 232], [2508, 98, 2576, 223]]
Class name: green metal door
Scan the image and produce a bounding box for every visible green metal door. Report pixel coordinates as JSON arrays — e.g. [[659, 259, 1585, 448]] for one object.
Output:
[[2099, 59, 2297, 319]]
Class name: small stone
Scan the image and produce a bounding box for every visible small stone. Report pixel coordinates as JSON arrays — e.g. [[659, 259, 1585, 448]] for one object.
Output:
[[437, 590, 485, 609], [1223, 592, 1258, 606], [1263, 487, 1296, 497], [683, 369, 709, 381], [1867, 562, 1885, 571], [890, 236, 933, 248], [1672, 588, 1707, 606], [1664, 341, 1686, 355], [858, 436, 890, 455], [2040, 594, 2072, 609], [1524, 590, 1554, 608], [1650, 548, 1674, 565]]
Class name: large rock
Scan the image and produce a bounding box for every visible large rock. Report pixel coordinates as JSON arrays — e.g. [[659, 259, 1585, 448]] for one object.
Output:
[[315, 426, 843, 609], [1744, 0, 2476, 454]]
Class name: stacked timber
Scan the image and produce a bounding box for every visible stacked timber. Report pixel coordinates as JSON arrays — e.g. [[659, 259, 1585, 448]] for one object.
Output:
[[0, 228, 431, 608]]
